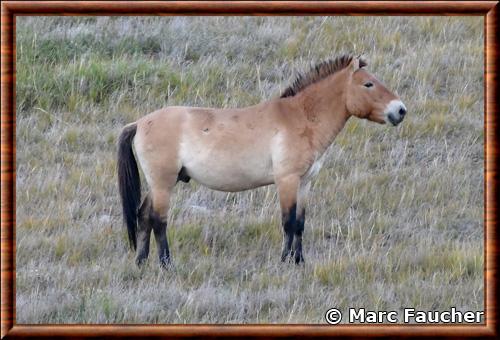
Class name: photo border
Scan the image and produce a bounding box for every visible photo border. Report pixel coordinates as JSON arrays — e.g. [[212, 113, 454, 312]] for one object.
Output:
[[1, 1, 498, 338]]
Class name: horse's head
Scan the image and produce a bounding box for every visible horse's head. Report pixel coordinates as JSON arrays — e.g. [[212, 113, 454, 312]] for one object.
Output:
[[345, 57, 407, 126]]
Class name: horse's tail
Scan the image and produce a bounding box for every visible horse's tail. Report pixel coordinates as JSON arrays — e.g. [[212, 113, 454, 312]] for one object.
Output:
[[117, 122, 140, 251]]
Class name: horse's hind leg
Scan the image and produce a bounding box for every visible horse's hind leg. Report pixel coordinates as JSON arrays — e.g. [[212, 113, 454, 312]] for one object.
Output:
[[136, 194, 153, 266], [133, 108, 184, 267], [149, 182, 176, 268], [135, 176, 176, 268]]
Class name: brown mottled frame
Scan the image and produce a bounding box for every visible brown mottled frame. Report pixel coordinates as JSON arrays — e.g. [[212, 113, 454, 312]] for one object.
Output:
[[1, 1, 498, 338]]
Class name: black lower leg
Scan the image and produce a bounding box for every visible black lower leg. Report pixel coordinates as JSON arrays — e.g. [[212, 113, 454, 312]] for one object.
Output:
[[135, 227, 151, 266], [281, 204, 297, 262], [151, 212, 170, 268], [136, 196, 152, 266], [292, 208, 305, 264]]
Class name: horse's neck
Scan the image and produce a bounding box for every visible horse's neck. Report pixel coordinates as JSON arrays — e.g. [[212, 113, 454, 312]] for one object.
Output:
[[291, 73, 351, 154]]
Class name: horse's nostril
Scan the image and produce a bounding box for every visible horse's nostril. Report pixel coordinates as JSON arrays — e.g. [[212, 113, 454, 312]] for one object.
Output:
[[399, 107, 407, 116]]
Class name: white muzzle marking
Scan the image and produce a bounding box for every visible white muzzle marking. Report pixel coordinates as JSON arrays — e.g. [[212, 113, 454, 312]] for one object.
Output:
[[384, 99, 407, 126]]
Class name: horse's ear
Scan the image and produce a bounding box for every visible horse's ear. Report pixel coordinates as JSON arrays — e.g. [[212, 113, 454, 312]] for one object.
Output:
[[349, 57, 361, 72], [349, 56, 368, 73]]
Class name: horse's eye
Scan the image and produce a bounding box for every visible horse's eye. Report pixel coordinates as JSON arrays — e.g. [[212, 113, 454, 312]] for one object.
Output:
[[364, 82, 373, 88]]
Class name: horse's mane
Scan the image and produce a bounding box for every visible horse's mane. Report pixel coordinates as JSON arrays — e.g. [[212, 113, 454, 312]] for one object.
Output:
[[280, 54, 367, 98]]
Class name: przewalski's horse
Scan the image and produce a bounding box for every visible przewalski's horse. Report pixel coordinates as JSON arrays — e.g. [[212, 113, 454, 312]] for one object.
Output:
[[117, 55, 407, 267]]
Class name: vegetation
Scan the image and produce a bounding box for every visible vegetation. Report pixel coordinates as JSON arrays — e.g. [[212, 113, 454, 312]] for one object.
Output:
[[16, 16, 483, 323]]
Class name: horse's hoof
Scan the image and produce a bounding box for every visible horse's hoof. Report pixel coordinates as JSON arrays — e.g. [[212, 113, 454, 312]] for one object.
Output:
[[159, 256, 172, 269], [281, 252, 291, 262], [294, 253, 305, 265], [135, 257, 148, 267]]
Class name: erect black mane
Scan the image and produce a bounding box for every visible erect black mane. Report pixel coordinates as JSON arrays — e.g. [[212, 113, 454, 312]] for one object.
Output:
[[281, 54, 367, 98]]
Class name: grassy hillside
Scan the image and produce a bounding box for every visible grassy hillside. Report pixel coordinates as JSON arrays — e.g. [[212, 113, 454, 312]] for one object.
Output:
[[15, 16, 484, 324]]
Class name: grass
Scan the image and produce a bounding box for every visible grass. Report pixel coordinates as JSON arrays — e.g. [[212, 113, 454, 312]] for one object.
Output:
[[15, 16, 483, 324]]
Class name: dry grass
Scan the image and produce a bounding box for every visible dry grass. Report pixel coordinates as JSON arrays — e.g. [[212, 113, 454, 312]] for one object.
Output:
[[16, 16, 483, 324]]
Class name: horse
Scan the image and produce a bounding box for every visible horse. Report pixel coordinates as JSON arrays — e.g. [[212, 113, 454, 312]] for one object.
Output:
[[117, 55, 407, 267]]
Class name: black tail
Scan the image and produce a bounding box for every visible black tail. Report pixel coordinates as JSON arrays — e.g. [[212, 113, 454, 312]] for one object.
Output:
[[117, 123, 140, 250]]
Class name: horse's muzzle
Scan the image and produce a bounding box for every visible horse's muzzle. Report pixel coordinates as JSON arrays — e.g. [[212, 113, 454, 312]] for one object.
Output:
[[384, 99, 407, 126], [388, 112, 405, 126], [386, 101, 407, 126]]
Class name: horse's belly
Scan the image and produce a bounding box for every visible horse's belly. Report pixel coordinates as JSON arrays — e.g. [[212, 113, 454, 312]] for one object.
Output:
[[180, 146, 274, 192]]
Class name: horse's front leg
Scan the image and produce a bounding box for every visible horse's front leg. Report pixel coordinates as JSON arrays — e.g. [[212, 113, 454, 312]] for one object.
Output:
[[276, 174, 304, 264], [291, 181, 309, 264]]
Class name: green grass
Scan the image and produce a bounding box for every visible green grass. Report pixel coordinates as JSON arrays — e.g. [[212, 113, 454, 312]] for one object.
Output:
[[16, 16, 483, 324]]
